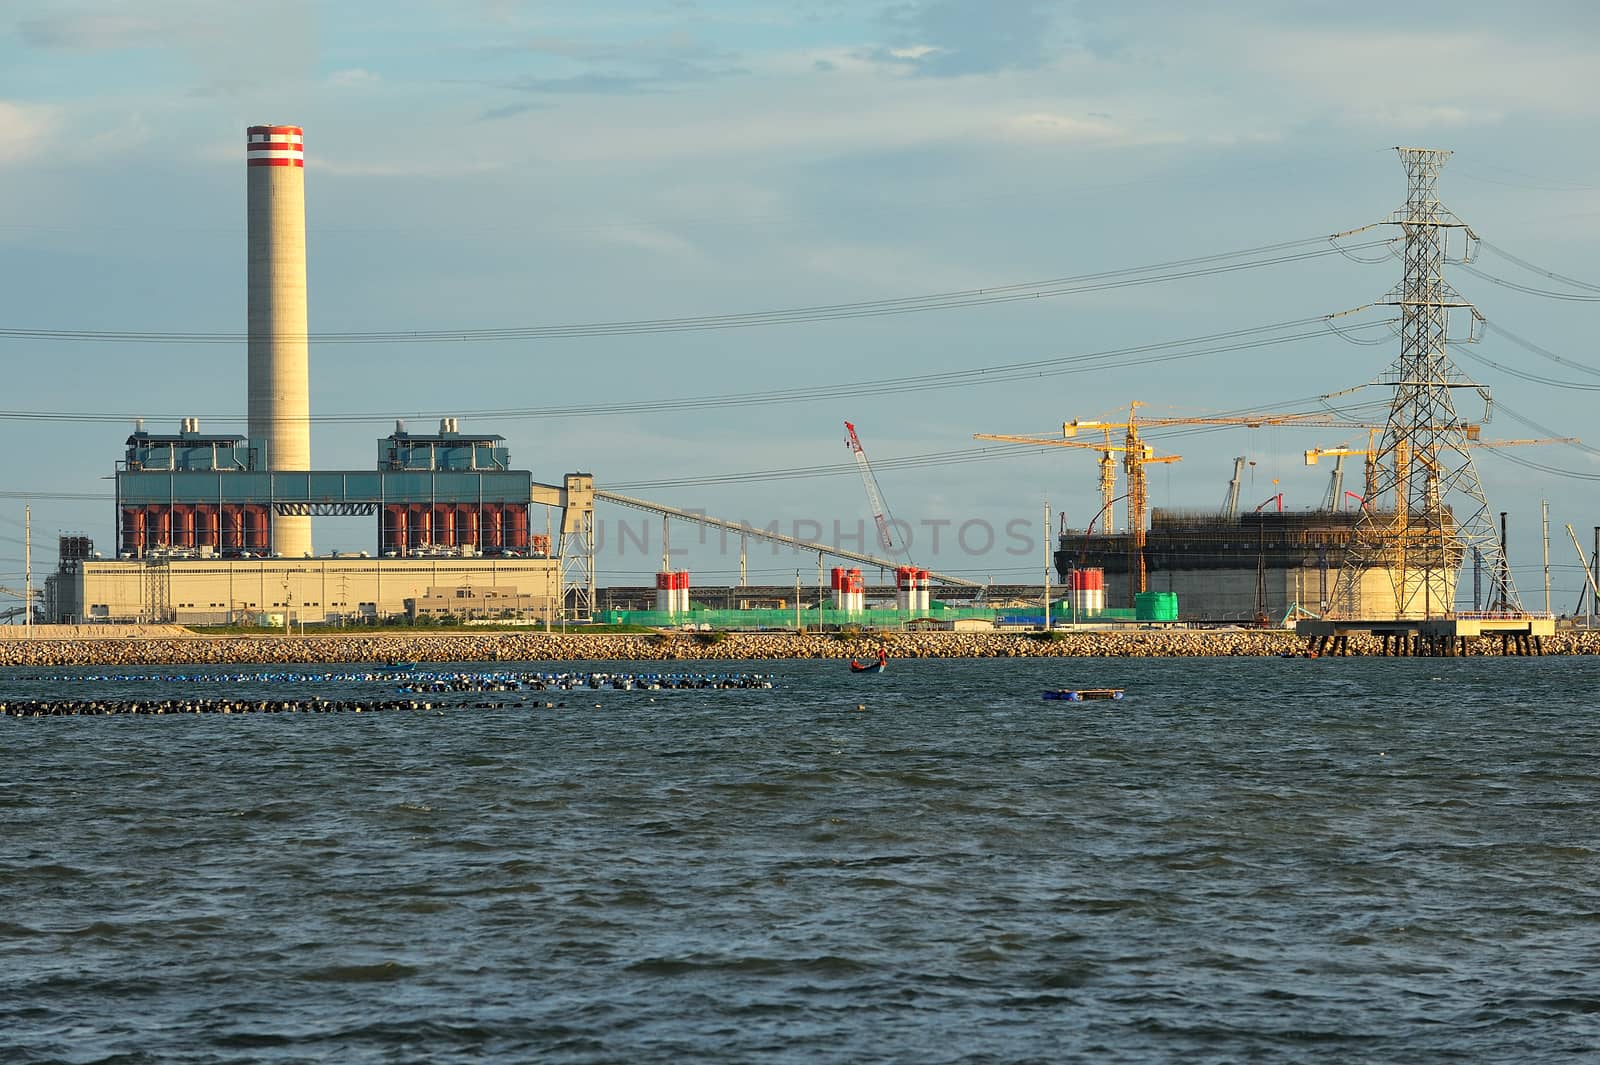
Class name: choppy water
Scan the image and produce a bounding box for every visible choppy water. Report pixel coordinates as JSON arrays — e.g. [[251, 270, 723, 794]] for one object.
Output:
[[3, 656, 1599, 1063]]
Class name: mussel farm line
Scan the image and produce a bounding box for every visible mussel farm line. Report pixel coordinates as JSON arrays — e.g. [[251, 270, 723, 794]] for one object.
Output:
[[15, 668, 776, 692], [2, 668, 775, 718]]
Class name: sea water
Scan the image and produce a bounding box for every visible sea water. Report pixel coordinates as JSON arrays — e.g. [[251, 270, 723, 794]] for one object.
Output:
[[3, 656, 1598, 1063]]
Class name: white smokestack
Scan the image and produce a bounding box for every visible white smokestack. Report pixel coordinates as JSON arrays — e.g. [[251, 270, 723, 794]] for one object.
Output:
[[246, 123, 312, 557]]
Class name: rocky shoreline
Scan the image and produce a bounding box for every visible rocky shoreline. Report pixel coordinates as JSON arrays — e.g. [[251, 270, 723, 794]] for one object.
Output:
[[0, 628, 1597, 667]]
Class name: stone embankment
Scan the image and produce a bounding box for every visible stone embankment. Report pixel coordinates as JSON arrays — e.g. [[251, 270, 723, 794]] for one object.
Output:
[[1, 628, 1599, 667]]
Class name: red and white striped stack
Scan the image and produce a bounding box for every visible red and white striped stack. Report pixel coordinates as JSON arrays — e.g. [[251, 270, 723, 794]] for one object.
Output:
[[832, 568, 866, 614], [893, 567, 930, 614], [1068, 568, 1106, 618], [655, 571, 690, 614], [845, 568, 864, 614], [246, 125, 304, 167], [895, 566, 914, 612]]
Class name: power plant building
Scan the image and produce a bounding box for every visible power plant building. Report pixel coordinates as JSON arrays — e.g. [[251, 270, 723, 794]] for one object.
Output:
[[42, 123, 581, 626], [44, 418, 562, 625]]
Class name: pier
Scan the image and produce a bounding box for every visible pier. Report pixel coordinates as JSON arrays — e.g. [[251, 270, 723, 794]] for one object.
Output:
[[1297, 613, 1556, 657]]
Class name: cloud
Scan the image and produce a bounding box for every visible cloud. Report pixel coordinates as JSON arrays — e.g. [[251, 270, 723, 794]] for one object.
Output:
[[16, 10, 165, 51], [314, 156, 503, 180], [13, 1, 319, 95], [586, 223, 707, 265], [487, 30, 745, 98], [999, 112, 1125, 143], [874, 0, 1072, 76], [328, 68, 381, 90], [1090, 9, 1600, 130], [481, 101, 546, 121], [0, 101, 56, 168]]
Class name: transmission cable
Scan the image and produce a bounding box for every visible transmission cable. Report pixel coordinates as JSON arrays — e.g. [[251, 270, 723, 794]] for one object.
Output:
[[1481, 449, 1600, 482], [612, 393, 1396, 492], [0, 232, 1392, 345], [1478, 239, 1600, 294], [1489, 400, 1600, 457], [0, 314, 1398, 426], [1484, 322, 1600, 379], [1454, 345, 1600, 392], [1459, 263, 1600, 302]]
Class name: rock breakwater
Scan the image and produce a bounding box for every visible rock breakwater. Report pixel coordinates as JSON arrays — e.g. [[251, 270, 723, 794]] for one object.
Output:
[[2, 628, 1600, 667]]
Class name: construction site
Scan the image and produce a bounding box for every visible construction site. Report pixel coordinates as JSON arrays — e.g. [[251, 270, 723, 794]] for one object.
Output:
[[20, 134, 1581, 650], [985, 147, 1562, 652]]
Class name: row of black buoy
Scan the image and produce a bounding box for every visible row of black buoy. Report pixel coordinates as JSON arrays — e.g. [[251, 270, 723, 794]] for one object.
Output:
[[398, 670, 773, 693], [25, 669, 439, 685], [0, 697, 677, 717], [20, 668, 776, 691]]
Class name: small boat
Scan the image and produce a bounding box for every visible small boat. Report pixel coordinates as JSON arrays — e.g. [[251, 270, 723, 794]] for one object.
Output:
[[1042, 688, 1123, 702], [385, 660, 417, 672], [850, 652, 888, 674]]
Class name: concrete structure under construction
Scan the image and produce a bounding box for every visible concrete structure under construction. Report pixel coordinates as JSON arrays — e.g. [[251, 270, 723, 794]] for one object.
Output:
[[1056, 509, 1447, 624], [247, 124, 312, 558]]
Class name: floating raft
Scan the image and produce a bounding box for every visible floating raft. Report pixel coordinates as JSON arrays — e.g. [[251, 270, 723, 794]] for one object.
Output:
[[1042, 688, 1124, 702]]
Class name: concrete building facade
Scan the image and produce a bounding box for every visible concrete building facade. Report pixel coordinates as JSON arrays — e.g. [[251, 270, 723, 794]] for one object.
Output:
[[45, 556, 558, 626]]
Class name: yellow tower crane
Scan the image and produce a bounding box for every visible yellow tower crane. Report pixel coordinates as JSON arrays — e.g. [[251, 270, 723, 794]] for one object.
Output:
[[972, 425, 1180, 535], [978, 403, 1189, 603], [1306, 434, 1577, 510], [979, 401, 1483, 606]]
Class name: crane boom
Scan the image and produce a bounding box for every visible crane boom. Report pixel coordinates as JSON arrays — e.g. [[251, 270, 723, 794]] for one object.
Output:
[[1322, 454, 1346, 512], [844, 422, 908, 558], [1566, 524, 1600, 607], [597, 489, 981, 586], [974, 431, 1182, 536], [1223, 456, 1246, 516]]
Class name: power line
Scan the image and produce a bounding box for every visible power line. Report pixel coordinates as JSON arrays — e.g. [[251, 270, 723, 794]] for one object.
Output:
[[1460, 263, 1600, 302], [1484, 323, 1600, 379], [0, 314, 1399, 427], [1481, 449, 1600, 482], [1455, 345, 1600, 392], [0, 232, 1391, 346], [1490, 400, 1600, 457], [1478, 239, 1600, 294], [608, 394, 1396, 492]]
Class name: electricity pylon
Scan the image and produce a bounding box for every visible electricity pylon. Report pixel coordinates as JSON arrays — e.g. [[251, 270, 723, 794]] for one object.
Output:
[[1331, 147, 1518, 619]]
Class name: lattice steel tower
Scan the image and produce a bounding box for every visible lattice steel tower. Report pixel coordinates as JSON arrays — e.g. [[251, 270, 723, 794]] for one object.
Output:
[[1332, 147, 1518, 618]]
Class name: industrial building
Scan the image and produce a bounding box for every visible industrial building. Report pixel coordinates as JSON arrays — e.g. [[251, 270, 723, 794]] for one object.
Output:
[[43, 123, 589, 626], [42, 417, 565, 625]]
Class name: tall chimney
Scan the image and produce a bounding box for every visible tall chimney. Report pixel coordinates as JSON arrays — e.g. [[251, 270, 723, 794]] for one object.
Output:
[[246, 124, 312, 557]]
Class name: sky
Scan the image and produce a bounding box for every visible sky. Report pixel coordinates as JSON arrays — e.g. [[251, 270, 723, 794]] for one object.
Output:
[[4, 0, 1600, 605]]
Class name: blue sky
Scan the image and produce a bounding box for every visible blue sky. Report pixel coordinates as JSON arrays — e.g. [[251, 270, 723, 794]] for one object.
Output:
[[4, 1, 1600, 603]]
